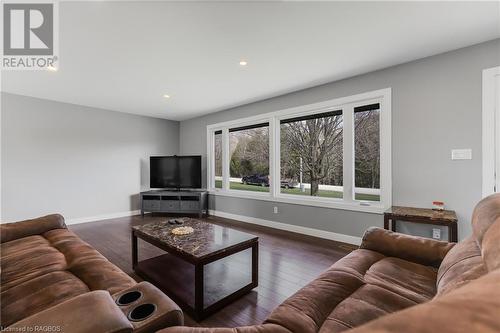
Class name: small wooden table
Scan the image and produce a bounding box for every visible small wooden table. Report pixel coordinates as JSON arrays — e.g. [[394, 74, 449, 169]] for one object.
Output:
[[132, 218, 258, 321], [384, 206, 458, 242]]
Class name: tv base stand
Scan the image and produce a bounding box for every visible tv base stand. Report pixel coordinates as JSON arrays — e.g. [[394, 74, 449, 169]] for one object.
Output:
[[140, 190, 208, 218]]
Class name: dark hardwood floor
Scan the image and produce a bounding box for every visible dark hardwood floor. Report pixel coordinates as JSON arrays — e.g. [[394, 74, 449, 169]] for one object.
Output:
[[70, 214, 356, 328]]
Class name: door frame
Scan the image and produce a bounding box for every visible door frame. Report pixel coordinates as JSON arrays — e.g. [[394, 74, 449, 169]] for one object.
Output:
[[482, 66, 500, 197]]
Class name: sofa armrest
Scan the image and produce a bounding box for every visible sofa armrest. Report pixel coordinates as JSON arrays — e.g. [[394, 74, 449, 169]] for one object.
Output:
[[1, 214, 67, 243], [7, 290, 133, 333], [360, 227, 455, 267], [158, 323, 291, 333]]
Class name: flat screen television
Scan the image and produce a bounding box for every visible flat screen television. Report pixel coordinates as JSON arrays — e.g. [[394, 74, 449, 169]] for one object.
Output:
[[150, 155, 202, 189]]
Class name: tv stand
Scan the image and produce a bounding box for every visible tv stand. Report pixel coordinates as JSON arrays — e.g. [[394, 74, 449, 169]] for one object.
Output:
[[140, 190, 208, 218]]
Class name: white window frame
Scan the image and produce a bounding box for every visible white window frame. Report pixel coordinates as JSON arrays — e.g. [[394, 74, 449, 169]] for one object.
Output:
[[207, 88, 392, 214], [482, 66, 500, 197]]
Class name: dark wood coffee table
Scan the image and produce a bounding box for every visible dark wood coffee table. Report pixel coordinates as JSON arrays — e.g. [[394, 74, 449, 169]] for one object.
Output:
[[131, 218, 258, 320]]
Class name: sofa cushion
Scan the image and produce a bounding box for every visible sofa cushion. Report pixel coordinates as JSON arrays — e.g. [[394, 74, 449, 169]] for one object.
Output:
[[364, 257, 437, 303], [345, 269, 500, 333], [319, 283, 417, 332], [436, 236, 487, 296], [321, 257, 436, 332], [0, 235, 67, 291], [0, 235, 50, 257], [265, 249, 437, 333], [1, 271, 89, 327], [43, 229, 108, 264], [264, 249, 381, 333], [0, 214, 66, 243], [43, 229, 136, 294], [360, 227, 454, 268], [70, 257, 136, 294]]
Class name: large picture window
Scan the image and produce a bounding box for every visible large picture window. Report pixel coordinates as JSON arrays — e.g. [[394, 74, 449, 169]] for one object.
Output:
[[229, 123, 270, 192], [280, 110, 343, 198], [354, 104, 380, 201], [207, 88, 391, 213]]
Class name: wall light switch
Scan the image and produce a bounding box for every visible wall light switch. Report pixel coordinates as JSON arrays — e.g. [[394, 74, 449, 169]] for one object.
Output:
[[451, 149, 472, 160]]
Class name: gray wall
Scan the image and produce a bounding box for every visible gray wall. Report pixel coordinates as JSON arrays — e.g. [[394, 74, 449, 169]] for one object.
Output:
[[180, 39, 500, 241], [1, 93, 179, 222]]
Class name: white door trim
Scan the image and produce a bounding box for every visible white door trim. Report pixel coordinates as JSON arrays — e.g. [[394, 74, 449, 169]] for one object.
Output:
[[0, 91, 2, 221], [482, 66, 500, 197]]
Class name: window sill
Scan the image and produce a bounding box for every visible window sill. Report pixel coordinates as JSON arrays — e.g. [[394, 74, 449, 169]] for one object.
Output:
[[208, 189, 386, 214]]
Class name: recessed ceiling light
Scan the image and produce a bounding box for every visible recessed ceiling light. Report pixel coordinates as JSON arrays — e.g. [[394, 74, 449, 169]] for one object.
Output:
[[163, 94, 170, 99], [239, 60, 248, 66], [46, 65, 58, 71]]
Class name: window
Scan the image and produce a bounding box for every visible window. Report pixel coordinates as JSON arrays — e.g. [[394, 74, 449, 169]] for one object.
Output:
[[280, 110, 343, 198], [207, 88, 391, 213], [229, 123, 270, 192], [354, 104, 380, 201], [214, 130, 222, 188]]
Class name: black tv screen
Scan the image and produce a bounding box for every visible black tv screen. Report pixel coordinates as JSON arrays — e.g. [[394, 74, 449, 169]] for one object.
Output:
[[150, 156, 201, 189]]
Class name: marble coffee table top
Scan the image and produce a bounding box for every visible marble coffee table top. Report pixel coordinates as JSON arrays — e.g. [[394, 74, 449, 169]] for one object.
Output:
[[132, 218, 258, 261]]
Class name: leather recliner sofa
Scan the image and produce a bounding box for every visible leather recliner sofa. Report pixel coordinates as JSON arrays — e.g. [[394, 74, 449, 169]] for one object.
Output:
[[160, 193, 500, 333], [0, 214, 183, 333]]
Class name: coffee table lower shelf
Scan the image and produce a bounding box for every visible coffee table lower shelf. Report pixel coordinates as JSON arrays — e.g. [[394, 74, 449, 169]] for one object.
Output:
[[134, 247, 258, 321]]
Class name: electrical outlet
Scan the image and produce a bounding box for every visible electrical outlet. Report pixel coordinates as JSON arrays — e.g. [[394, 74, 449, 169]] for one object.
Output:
[[273, 206, 279, 214], [432, 228, 441, 240]]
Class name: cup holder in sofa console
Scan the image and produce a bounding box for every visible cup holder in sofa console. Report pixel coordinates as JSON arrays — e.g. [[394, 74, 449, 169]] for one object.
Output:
[[128, 303, 157, 322], [116, 291, 142, 306]]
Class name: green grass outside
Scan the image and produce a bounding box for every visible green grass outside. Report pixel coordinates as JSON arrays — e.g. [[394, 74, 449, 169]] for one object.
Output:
[[214, 180, 380, 201]]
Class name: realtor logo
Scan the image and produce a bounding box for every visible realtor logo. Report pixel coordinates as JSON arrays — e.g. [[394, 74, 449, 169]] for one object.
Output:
[[2, 1, 58, 70]]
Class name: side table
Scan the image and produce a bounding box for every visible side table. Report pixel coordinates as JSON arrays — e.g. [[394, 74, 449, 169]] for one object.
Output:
[[384, 206, 458, 242]]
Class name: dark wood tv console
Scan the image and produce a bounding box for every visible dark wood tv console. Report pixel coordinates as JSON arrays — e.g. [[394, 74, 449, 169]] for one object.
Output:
[[140, 190, 208, 218]]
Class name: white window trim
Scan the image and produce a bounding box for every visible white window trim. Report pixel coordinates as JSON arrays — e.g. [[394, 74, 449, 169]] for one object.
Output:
[[207, 88, 392, 214], [482, 66, 500, 197]]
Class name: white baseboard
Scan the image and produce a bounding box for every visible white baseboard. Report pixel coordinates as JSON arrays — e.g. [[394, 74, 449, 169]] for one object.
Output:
[[66, 210, 141, 225], [66, 209, 362, 245], [209, 210, 362, 245]]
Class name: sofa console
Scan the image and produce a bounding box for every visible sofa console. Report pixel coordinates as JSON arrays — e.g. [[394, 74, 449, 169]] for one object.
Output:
[[140, 190, 208, 218]]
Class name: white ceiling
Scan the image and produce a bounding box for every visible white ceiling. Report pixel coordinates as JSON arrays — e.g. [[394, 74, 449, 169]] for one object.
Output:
[[2, 1, 499, 121]]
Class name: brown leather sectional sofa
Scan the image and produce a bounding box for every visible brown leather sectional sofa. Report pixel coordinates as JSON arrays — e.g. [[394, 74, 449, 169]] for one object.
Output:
[[2, 194, 499, 333], [160, 193, 500, 333], [0, 214, 183, 332]]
